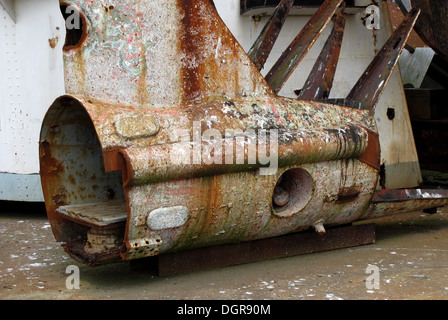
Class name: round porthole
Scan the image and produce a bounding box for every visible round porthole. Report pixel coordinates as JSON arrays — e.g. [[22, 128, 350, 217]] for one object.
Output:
[[272, 168, 314, 217]]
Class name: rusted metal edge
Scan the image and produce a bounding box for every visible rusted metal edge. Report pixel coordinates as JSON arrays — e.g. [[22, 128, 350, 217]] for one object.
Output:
[[362, 199, 448, 221], [157, 223, 376, 276], [265, 0, 344, 93], [346, 8, 421, 110], [62, 241, 123, 267], [358, 188, 448, 220], [372, 188, 448, 203], [298, 6, 346, 100], [248, 0, 295, 71], [358, 129, 380, 171], [60, 2, 89, 52], [120, 236, 162, 262]]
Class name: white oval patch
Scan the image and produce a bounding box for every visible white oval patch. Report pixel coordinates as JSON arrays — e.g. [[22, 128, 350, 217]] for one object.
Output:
[[147, 206, 189, 230]]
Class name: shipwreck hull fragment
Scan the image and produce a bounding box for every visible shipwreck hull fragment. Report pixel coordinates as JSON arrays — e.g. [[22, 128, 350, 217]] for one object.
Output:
[[39, 0, 448, 266]]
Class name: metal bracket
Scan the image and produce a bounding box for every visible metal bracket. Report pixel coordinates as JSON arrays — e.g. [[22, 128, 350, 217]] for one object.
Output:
[[0, 0, 16, 23]]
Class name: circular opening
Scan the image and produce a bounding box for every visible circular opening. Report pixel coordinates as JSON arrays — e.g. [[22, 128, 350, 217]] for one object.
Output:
[[272, 168, 314, 217], [386, 107, 395, 120], [60, 3, 87, 51]]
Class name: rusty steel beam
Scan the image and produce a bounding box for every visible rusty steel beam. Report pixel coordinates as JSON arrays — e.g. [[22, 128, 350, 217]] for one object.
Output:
[[298, 6, 346, 100], [158, 223, 376, 276], [248, 0, 294, 71], [360, 188, 448, 221], [265, 0, 344, 93], [371, 188, 448, 203], [346, 8, 420, 110]]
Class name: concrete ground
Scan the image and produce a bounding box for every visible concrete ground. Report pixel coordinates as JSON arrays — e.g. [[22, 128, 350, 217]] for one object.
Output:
[[1, 202, 448, 300]]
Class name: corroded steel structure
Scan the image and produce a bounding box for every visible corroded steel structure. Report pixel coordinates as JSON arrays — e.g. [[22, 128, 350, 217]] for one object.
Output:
[[39, 0, 448, 266]]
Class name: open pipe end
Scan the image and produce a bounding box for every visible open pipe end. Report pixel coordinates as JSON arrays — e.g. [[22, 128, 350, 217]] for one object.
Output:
[[39, 96, 128, 266]]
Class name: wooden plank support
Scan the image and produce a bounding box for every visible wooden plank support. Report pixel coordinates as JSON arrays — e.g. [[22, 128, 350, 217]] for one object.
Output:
[[157, 223, 376, 276]]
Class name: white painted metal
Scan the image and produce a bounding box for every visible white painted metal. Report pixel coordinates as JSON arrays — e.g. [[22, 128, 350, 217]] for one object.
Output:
[[0, 0, 422, 202], [0, 0, 65, 201], [400, 48, 435, 88]]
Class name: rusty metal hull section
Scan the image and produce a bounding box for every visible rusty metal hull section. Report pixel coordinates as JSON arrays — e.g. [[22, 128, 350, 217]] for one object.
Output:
[[39, 0, 448, 267], [121, 159, 378, 260], [40, 93, 379, 265]]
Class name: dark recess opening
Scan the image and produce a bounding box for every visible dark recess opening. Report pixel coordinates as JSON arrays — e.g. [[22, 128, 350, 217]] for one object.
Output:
[[60, 4, 86, 50]]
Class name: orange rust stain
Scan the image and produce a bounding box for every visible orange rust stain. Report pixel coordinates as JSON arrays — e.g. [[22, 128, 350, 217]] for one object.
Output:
[[73, 50, 87, 95], [137, 45, 149, 105], [68, 174, 76, 185], [39, 141, 69, 239], [177, 0, 208, 103], [176, 0, 261, 105], [40, 141, 64, 175], [49, 37, 59, 49], [358, 129, 381, 170]]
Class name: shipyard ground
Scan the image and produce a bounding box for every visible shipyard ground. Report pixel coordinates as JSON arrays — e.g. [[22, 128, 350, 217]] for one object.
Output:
[[1, 202, 448, 301]]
